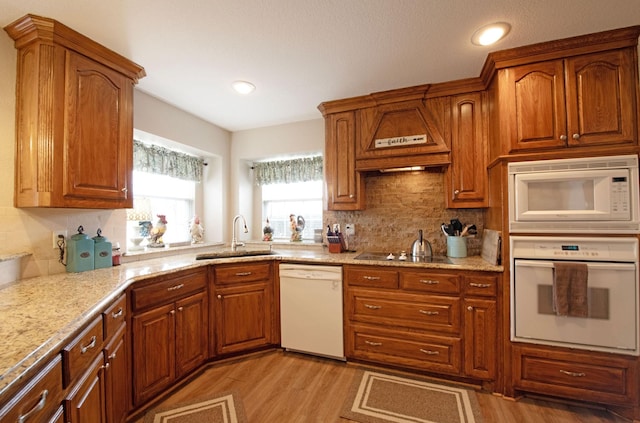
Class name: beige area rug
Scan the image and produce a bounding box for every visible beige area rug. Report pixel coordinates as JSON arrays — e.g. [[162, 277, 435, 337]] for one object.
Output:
[[341, 370, 483, 423], [143, 391, 247, 423]]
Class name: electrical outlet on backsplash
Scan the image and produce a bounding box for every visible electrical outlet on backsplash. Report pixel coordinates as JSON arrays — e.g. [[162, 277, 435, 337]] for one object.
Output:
[[323, 172, 485, 255]]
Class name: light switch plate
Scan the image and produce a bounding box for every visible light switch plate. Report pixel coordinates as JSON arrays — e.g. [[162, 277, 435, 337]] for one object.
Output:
[[52, 230, 67, 249]]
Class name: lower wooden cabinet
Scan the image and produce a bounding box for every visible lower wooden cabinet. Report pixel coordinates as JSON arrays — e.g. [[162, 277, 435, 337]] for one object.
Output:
[[212, 262, 275, 355], [512, 345, 637, 406], [131, 291, 208, 406], [104, 324, 129, 423], [0, 355, 64, 422], [64, 354, 107, 423], [345, 265, 499, 383], [129, 268, 208, 406]]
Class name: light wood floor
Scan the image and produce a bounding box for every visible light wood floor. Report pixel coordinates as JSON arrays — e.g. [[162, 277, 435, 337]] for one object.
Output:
[[132, 349, 631, 423]]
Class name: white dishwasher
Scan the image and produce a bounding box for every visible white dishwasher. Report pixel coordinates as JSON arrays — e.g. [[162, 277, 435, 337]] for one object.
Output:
[[279, 263, 345, 360]]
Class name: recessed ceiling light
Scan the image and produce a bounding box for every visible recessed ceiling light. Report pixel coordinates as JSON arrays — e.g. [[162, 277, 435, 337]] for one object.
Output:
[[471, 22, 511, 46], [232, 80, 256, 95]]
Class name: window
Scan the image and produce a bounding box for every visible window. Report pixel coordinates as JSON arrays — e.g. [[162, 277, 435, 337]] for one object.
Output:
[[253, 155, 323, 242], [262, 180, 323, 241]]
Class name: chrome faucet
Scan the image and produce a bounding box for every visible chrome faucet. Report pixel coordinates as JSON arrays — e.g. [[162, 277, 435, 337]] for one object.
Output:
[[231, 214, 248, 251]]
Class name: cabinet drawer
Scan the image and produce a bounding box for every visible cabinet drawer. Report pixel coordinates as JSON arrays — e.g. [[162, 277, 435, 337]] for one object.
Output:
[[345, 266, 398, 289], [131, 269, 207, 311], [215, 262, 272, 285], [0, 355, 63, 423], [103, 293, 126, 341], [349, 324, 461, 375], [513, 346, 636, 405], [62, 314, 104, 387], [351, 290, 460, 334], [462, 275, 497, 297], [401, 271, 460, 294]]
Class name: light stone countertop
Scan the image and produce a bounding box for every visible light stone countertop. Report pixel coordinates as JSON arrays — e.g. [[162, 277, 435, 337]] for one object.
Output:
[[0, 247, 502, 400]]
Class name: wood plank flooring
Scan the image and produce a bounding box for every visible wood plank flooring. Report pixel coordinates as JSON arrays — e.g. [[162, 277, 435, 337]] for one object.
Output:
[[131, 349, 631, 422]]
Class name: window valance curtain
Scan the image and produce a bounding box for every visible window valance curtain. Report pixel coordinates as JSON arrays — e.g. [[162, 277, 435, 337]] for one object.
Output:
[[253, 156, 323, 186], [133, 140, 204, 182]]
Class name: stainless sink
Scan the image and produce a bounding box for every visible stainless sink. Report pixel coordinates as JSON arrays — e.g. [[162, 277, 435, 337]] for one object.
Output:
[[195, 249, 275, 260], [354, 252, 452, 264]]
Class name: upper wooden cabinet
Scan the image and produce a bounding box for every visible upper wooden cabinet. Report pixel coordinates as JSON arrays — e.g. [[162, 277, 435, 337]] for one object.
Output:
[[502, 49, 638, 153], [323, 111, 365, 210], [4, 14, 145, 208], [445, 92, 488, 208]]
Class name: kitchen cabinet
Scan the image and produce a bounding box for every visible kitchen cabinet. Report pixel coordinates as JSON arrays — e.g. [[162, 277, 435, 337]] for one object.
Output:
[[130, 269, 208, 406], [344, 265, 499, 384], [212, 262, 276, 355], [323, 111, 365, 210], [445, 92, 488, 208], [62, 293, 129, 423], [512, 344, 637, 406], [502, 48, 637, 153], [0, 355, 64, 422], [4, 14, 145, 208]]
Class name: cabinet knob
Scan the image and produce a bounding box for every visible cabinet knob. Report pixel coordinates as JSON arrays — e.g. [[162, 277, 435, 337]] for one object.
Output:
[[349, 194, 354, 198], [467, 306, 473, 311], [217, 294, 222, 299], [178, 306, 184, 312], [454, 189, 460, 195], [170, 309, 176, 315], [560, 135, 568, 141], [572, 133, 580, 140], [121, 187, 128, 192]]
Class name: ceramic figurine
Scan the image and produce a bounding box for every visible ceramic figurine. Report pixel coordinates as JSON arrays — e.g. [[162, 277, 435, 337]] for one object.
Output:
[[190, 216, 204, 244], [263, 218, 273, 241], [289, 214, 304, 242], [148, 214, 167, 247]]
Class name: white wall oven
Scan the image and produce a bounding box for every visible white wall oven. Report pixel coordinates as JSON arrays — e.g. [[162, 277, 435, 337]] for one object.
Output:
[[508, 155, 639, 233], [510, 236, 639, 356]]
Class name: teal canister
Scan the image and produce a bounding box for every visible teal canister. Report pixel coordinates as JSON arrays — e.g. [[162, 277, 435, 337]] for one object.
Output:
[[67, 226, 95, 272], [93, 229, 112, 269]]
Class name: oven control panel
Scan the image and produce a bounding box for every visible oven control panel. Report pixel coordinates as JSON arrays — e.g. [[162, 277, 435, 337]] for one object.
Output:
[[510, 236, 638, 262]]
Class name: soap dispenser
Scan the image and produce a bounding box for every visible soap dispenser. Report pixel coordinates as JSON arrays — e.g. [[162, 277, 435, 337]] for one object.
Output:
[[93, 229, 112, 269], [67, 226, 94, 273]]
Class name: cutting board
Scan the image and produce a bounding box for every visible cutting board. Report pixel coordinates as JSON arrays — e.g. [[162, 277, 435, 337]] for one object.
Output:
[[481, 229, 501, 265]]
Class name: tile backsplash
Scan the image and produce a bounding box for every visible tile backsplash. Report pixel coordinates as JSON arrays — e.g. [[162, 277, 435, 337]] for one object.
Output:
[[323, 170, 485, 255]]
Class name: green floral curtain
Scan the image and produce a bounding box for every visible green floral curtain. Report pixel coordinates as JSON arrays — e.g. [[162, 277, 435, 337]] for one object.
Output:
[[133, 140, 204, 182], [253, 156, 323, 186]]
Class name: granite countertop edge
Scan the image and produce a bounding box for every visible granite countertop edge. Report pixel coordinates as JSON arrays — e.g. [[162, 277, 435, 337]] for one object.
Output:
[[0, 248, 502, 399]]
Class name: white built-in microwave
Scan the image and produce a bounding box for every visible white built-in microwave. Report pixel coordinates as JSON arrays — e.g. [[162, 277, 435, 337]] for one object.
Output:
[[508, 155, 640, 234]]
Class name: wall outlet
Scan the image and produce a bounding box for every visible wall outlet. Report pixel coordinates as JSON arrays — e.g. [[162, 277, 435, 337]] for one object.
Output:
[[52, 230, 67, 249], [345, 223, 355, 236]]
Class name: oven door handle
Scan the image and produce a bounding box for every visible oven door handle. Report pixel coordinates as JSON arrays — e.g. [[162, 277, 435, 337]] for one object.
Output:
[[514, 259, 635, 272]]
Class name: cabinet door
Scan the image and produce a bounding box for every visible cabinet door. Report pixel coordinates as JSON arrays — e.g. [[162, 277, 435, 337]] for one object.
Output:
[[64, 354, 107, 423], [565, 49, 637, 147], [175, 291, 208, 377], [64, 51, 133, 207], [464, 298, 496, 380], [215, 282, 273, 355], [325, 111, 365, 210], [505, 60, 568, 152], [446, 92, 488, 208], [104, 325, 129, 423], [132, 304, 176, 406]]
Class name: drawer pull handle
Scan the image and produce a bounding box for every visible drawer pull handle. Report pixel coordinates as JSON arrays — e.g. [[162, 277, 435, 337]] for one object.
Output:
[[81, 336, 97, 354], [167, 283, 185, 291], [560, 370, 586, 377], [18, 389, 48, 423], [235, 272, 252, 276], [111, 308, 123, 319], [419, 349, 440, 355], [419, 309, 439, 316], [108, 352, 117, 360], [469, 282, 491, 288], [101, 362, 110, 370], [365, 340, 382, 346], [419, 279, 439, 285], [363, 276, 381, 281], [364, 304, 382, 310]]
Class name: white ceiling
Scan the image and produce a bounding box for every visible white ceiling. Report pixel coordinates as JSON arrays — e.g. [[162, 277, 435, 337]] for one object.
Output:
[[2, 1, 640, 132]]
